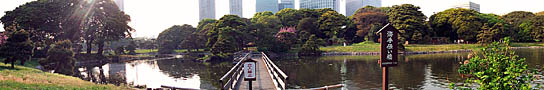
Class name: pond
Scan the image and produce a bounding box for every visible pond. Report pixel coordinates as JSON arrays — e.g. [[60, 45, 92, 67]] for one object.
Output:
[[76, 48, 543, 89]]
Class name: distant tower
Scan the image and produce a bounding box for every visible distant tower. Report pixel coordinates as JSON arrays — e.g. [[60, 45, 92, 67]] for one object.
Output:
[[256, 0, 279, 13], [452, 1, 480, 12], [114, 0, 124, 11], [279, 0, 294, 11], [297, 0, 341, 12], [199, 0, 216, 20], [230, 0, 243, 17]]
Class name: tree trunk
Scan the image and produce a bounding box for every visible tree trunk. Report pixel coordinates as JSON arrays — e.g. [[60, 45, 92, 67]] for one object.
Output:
[[97, 41, 104, 55], [87, 38, 93, 55]]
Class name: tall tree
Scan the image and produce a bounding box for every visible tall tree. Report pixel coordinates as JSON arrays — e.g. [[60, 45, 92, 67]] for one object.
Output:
[[157, 25, 195, 54], [387, 4, 429, 44], [352, 6, 388, 43], [530, 15, 544, 41], [502, 11, 535, 42], [429, 8, 483, 42], [250, 12, 284, 52], [275, 8, 302, 26], [210, 27, 238, 59], [0, 29, 32, 68], [299, 35, 321, 56], [296, 18, 319, 42], [39, 40, 76, 75], [84, 0, 133, 55], [317, 10, 347, 43], [206, 15, 247, 51]]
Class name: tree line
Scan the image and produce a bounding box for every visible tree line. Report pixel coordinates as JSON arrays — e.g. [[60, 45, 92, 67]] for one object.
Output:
[[0, 0, 131, 76], [157, 4, 544, 60]]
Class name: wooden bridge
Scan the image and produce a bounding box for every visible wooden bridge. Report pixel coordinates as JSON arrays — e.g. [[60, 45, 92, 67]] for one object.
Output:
[[219, 51, 288, 90]]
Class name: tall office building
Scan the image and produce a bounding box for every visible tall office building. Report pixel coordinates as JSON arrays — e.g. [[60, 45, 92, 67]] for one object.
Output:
[[257, 0, 279, 13], [230, 0, 243, 17], [363, 0, 381, 7], [199, 0, 216, 20], [114, 0, 124, 11], [279, 0, 294, 11], [452, 1, 480, 12], [297, 0, 341, 12]]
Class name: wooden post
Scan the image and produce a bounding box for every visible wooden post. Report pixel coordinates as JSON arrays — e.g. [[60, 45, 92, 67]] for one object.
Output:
[[382, 67, 388, 90]]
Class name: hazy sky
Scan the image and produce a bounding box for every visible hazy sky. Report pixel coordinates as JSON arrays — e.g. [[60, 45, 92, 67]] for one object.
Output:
[[1, 0, 544, 38]]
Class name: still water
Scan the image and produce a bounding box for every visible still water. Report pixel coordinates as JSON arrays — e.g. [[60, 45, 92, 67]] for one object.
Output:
[[77, 48, 543, 89]]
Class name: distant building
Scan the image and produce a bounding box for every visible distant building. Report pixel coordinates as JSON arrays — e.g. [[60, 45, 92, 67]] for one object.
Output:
[[452, 1, 480, 12], [114, 0, 124, 11], [199, 0, 216, 20], [296, 0, 341, 12], [230, 0, 243, 17], [279, 0, 294, 11], [363, 0, 381, 7], [256, 0, 279, 13]]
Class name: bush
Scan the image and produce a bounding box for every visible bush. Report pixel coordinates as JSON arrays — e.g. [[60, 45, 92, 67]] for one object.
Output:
[[299, 35, 322, 56], [451, 37, 537, 90], [39, 40, 76, 75]]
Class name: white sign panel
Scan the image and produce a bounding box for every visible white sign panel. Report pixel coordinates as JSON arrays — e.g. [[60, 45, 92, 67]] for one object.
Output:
[[244, 62, 256, 80]]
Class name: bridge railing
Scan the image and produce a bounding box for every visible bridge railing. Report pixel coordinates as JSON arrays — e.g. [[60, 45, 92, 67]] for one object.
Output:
[[219, 52, 250, 90], [261, 52, 288, 90]]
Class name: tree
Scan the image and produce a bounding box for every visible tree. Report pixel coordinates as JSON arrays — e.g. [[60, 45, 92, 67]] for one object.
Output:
[[126, 41, 137, 55], [530, 15, 544, 41], [206, 15, 247, 51], [317, 10, 347, 44], [477, 23, 501, 45], [210, 27, 238, 59], [0, 29, 32, 68], [296, 18, 319, 42], [276, 8, 302, 26], [299, 35, 321, 56], [39, 40, 75, 75], [275, 27, 297, 50], [250, 12, 284, 52], [429, 8, 483, 42], [454, 38, 535, 89], [387, 4, 429, 44], [502, 11, 535, 42], [157, 25, 195, 54], [197, 19, 217, 32], [352, 6, 388, 43], [84, 0, 133, 55]]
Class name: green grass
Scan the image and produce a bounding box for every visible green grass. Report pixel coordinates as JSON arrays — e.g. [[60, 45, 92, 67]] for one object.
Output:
[[134, 49, 205, 54], [0, 62, 131, 90], [320, 42, 544, 52]]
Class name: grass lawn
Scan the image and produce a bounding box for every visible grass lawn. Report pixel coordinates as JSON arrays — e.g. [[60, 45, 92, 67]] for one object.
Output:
[[320, 42, 544, 52], [0, 60, 131, 90]]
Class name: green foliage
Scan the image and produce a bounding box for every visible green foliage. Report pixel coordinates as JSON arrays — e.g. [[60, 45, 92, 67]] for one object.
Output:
[[529, 15, 544, 41], [206, 15, 247, 52], [453, 38, 537, 90], [352, 6, 388, 43], [276, 8, 302, 26], [429, 8, 482, 42], [317, 10, 347, 42], [296, 18, 319, 42], [210, 27, 238, 60], [299, 35, 322, 56], [387, 4, 429, 44], [502, 11, 535, 42], [39, 40, 75, 75], [157, 24, 195, 54], [0, 29, 32, 68], [197, 19, 217, 32]]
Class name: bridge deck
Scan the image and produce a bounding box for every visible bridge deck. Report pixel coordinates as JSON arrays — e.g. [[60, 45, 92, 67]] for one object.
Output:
[[238, 54, 277, 90]]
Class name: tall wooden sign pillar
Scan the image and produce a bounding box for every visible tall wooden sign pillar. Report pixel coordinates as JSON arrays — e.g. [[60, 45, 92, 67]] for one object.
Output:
[[377, 23, 399, 90]]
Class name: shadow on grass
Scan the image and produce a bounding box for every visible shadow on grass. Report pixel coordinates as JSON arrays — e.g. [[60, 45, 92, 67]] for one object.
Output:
[[0, 65, 21, 71]]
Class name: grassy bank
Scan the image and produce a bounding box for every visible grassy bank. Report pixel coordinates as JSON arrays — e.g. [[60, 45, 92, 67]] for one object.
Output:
[[320, 42, 544, 52], [0, 61, 131, 90]]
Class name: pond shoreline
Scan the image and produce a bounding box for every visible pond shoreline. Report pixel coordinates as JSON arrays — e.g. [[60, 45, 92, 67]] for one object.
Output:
[[321, 46, 544, 56]]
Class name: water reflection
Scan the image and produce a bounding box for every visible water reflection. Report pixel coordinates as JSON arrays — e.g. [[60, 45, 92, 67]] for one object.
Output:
[[77, 59, 232, 89]]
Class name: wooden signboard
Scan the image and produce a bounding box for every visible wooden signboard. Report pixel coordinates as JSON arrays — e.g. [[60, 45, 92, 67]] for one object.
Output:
[[377, 23, 399, 67], [244, 59, 257, 81]]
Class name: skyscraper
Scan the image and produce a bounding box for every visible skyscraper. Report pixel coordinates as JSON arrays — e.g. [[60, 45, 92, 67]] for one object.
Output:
[[256, 0, 279, 13], [279, 0, 294, 11], [114, 0, 124, 11], [297, 0, 341, 12], [230, 0, 243, 17], [199, 0, 216, 20], [452, 1, 480, 12]]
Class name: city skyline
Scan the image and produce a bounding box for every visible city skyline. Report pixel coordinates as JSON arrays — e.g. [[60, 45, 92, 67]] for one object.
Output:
[[1, 0, 544, 38]]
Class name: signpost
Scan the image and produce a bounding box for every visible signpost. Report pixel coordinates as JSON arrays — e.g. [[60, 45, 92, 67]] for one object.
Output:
[[244, 59, 257, 90], [377, 23, 399, 90]]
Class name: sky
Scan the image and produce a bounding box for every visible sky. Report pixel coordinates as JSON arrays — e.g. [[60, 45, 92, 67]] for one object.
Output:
[[1, 0, 544, 38]]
